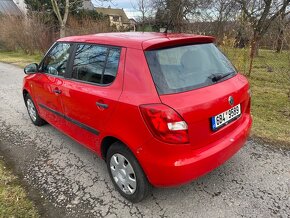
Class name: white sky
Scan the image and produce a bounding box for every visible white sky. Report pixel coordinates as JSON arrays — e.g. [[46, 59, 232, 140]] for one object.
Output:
[[92, 0, 140, 18]]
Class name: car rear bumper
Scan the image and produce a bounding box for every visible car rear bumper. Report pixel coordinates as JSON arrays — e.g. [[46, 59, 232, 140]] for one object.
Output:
[[139, 114, 252, 187]]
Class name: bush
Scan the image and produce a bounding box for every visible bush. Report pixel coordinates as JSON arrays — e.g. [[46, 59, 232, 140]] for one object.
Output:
[[0, 13, 112, 54], [66, 16, 113, 36], [0, 14, 56, 54]]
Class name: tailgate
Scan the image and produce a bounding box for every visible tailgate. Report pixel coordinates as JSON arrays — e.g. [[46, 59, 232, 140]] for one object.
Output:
[[160, 74, 251, 149]]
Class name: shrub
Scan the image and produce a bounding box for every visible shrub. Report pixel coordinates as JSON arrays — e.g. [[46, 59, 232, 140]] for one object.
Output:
[[0, 14, 56, 54], [0, 13, 113, 54]]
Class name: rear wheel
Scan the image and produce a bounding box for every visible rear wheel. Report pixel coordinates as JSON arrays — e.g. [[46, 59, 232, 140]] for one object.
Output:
[[106, 142, 151, 202], [25, 94, 46, 126]]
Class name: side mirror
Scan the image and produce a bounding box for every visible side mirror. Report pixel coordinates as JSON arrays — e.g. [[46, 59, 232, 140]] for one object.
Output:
[[24, 63, 38, 74], [48, 66, 58, 75]]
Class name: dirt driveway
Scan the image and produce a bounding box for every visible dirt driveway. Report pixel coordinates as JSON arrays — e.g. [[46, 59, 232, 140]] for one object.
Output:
[[0, 62, 289, 217]]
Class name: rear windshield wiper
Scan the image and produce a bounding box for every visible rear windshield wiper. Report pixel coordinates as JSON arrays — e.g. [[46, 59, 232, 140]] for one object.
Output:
[[208, 72, 234, 83]]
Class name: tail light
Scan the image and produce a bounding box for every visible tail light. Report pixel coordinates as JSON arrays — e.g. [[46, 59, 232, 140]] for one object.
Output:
[[139, 104, 189, 144]]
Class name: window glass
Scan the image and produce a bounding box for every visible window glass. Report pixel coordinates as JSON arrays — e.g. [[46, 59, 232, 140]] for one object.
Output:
[[145, 43, 237, 94], [42, 43, 71, 77], [103, 48, 121, 84], [72, 44, 120, 85]]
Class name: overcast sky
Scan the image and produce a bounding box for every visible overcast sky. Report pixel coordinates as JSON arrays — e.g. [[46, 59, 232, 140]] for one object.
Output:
[[92, 0, 139, 18]]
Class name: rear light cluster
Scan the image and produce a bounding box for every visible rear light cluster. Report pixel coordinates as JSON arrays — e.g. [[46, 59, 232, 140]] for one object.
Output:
[[140, 104, 189, 144]]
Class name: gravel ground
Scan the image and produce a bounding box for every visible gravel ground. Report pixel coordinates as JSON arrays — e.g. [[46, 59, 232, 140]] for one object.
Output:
[[0, 62, 289, 218]]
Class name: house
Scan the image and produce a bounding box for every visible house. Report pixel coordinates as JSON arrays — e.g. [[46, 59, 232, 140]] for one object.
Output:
[[0, 0, 22, 16], [82, 0, 94, 10], [95, 7, 130, 30], [129, 18, 137, 32], [12, 0, 26, 12]]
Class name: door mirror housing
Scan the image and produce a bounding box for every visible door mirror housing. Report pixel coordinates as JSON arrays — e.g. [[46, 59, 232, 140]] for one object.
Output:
[[24, 63, 38, 74]]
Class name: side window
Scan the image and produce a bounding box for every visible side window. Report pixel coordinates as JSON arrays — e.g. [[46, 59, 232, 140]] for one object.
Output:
[[42, 43, 71, 77], [103, 48, 121, 84], [72, 44, 121, 85]]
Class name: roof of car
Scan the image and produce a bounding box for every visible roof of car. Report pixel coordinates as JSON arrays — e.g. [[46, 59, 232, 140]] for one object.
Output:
[[59, 32, 215, 50]]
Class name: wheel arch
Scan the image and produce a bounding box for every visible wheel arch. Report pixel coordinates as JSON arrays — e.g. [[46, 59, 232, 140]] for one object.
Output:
[[23, 89, 29, 106], [101, 136, 124, 160]]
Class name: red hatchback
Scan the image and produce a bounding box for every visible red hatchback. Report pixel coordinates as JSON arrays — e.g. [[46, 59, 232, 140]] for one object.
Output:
[[23, 32, 252, 202]]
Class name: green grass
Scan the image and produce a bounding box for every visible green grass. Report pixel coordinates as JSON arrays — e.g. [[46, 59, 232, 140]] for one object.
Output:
[[0, 50, 42, 68], [0, 159, 39, 217], [222, 47, 290, 146], [0, 49, 289, 146]]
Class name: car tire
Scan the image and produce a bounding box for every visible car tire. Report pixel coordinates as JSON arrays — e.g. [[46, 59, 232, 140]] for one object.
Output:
[[25, 94, 46, 126], [106, 142, 151, 203]]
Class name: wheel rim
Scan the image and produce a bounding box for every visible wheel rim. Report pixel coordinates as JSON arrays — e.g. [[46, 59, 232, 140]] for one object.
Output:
[[110, 153, 137, 195], [27, 99, 37, 122]]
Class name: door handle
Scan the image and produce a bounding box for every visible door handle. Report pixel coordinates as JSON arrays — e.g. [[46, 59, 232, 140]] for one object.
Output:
[[96, 102, 109, 109], [53, 88, 62, 94]]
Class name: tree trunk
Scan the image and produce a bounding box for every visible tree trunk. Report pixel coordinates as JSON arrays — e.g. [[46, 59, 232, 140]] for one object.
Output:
[[60, 24, 66, 38], [51, 0, 69, 39], [142, 12, 145, 32], [248, 33, 260, 76], [276, 28, 284, 53], [276, 5, 287, 53]]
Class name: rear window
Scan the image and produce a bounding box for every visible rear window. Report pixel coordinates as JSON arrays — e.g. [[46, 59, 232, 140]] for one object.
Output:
[[145, 43, 237, 94]]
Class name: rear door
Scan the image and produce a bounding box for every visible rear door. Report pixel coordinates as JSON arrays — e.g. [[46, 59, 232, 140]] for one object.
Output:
[[145, 43, 251, 149], [60, 43, 125, 150]]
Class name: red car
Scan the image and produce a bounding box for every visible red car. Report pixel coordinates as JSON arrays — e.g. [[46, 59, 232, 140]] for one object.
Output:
[[23, 32, 252, 202]]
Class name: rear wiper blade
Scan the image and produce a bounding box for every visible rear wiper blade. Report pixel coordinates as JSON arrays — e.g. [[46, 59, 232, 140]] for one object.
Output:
[[208, 72, 233, 83]]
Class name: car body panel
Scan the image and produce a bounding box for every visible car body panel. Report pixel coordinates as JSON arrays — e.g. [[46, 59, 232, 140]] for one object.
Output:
[[136, 113, 251, 186], [159, 74, 250, 149], [28, 73, 65, 129], [59, 32, 214, 50], [58, 48, 126, 151]]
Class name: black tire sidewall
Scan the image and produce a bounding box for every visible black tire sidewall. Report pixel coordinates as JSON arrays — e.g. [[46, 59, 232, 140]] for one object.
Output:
[[106, 142, 151, 203], [25, 94, 45, 126]]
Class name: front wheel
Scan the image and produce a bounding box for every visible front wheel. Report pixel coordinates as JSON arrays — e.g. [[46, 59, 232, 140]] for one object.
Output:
[[25, 94, 46, 126], [106, 142, 151, 203]]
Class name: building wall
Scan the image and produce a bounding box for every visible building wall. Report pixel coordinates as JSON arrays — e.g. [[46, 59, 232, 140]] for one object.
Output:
[[12, 0, 26, 12]]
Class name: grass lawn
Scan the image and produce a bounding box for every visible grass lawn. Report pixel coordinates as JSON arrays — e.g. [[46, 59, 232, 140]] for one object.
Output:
[[222, 47, 290, 147], [0, 159, 39, 217], [0, 51, 42, 68]]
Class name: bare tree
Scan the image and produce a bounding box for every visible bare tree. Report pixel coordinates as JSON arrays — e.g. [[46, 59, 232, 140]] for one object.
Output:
[[51, 0, 108, 38], [51, 0, 70, 38], [132, 0, 152, 31], [276, 6, 290, 52], [208, 0, 239, 41], [237, 0, 290, 75], [153, 0, 206, 32]]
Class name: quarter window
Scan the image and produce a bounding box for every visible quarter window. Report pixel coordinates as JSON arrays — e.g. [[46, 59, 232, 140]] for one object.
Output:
[[42, 43, 71, 77], [72, 44, 121, 85]]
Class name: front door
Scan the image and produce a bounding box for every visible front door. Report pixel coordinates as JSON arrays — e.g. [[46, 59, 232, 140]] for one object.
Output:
[[33, 42, 72, 129]]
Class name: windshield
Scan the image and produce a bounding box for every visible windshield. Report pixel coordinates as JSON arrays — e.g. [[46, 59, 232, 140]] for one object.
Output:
[[145, 43, 237, 95]]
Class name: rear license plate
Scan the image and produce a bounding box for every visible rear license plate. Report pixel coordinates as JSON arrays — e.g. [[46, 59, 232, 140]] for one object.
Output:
[[211, 104, 241, 131]]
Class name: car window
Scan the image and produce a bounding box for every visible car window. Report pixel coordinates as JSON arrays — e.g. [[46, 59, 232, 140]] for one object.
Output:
[[103, 48, 121, 84], [145, 43, 237, 94], [72, 44, 121, 85], [42, 43, 71, 77]]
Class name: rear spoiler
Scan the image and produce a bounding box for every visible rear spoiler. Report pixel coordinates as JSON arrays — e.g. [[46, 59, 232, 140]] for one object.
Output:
[[142, 35, 215, 51]]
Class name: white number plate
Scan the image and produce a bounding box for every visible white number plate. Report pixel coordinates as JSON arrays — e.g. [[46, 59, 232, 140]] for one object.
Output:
[[211, 104, 241, 130]]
